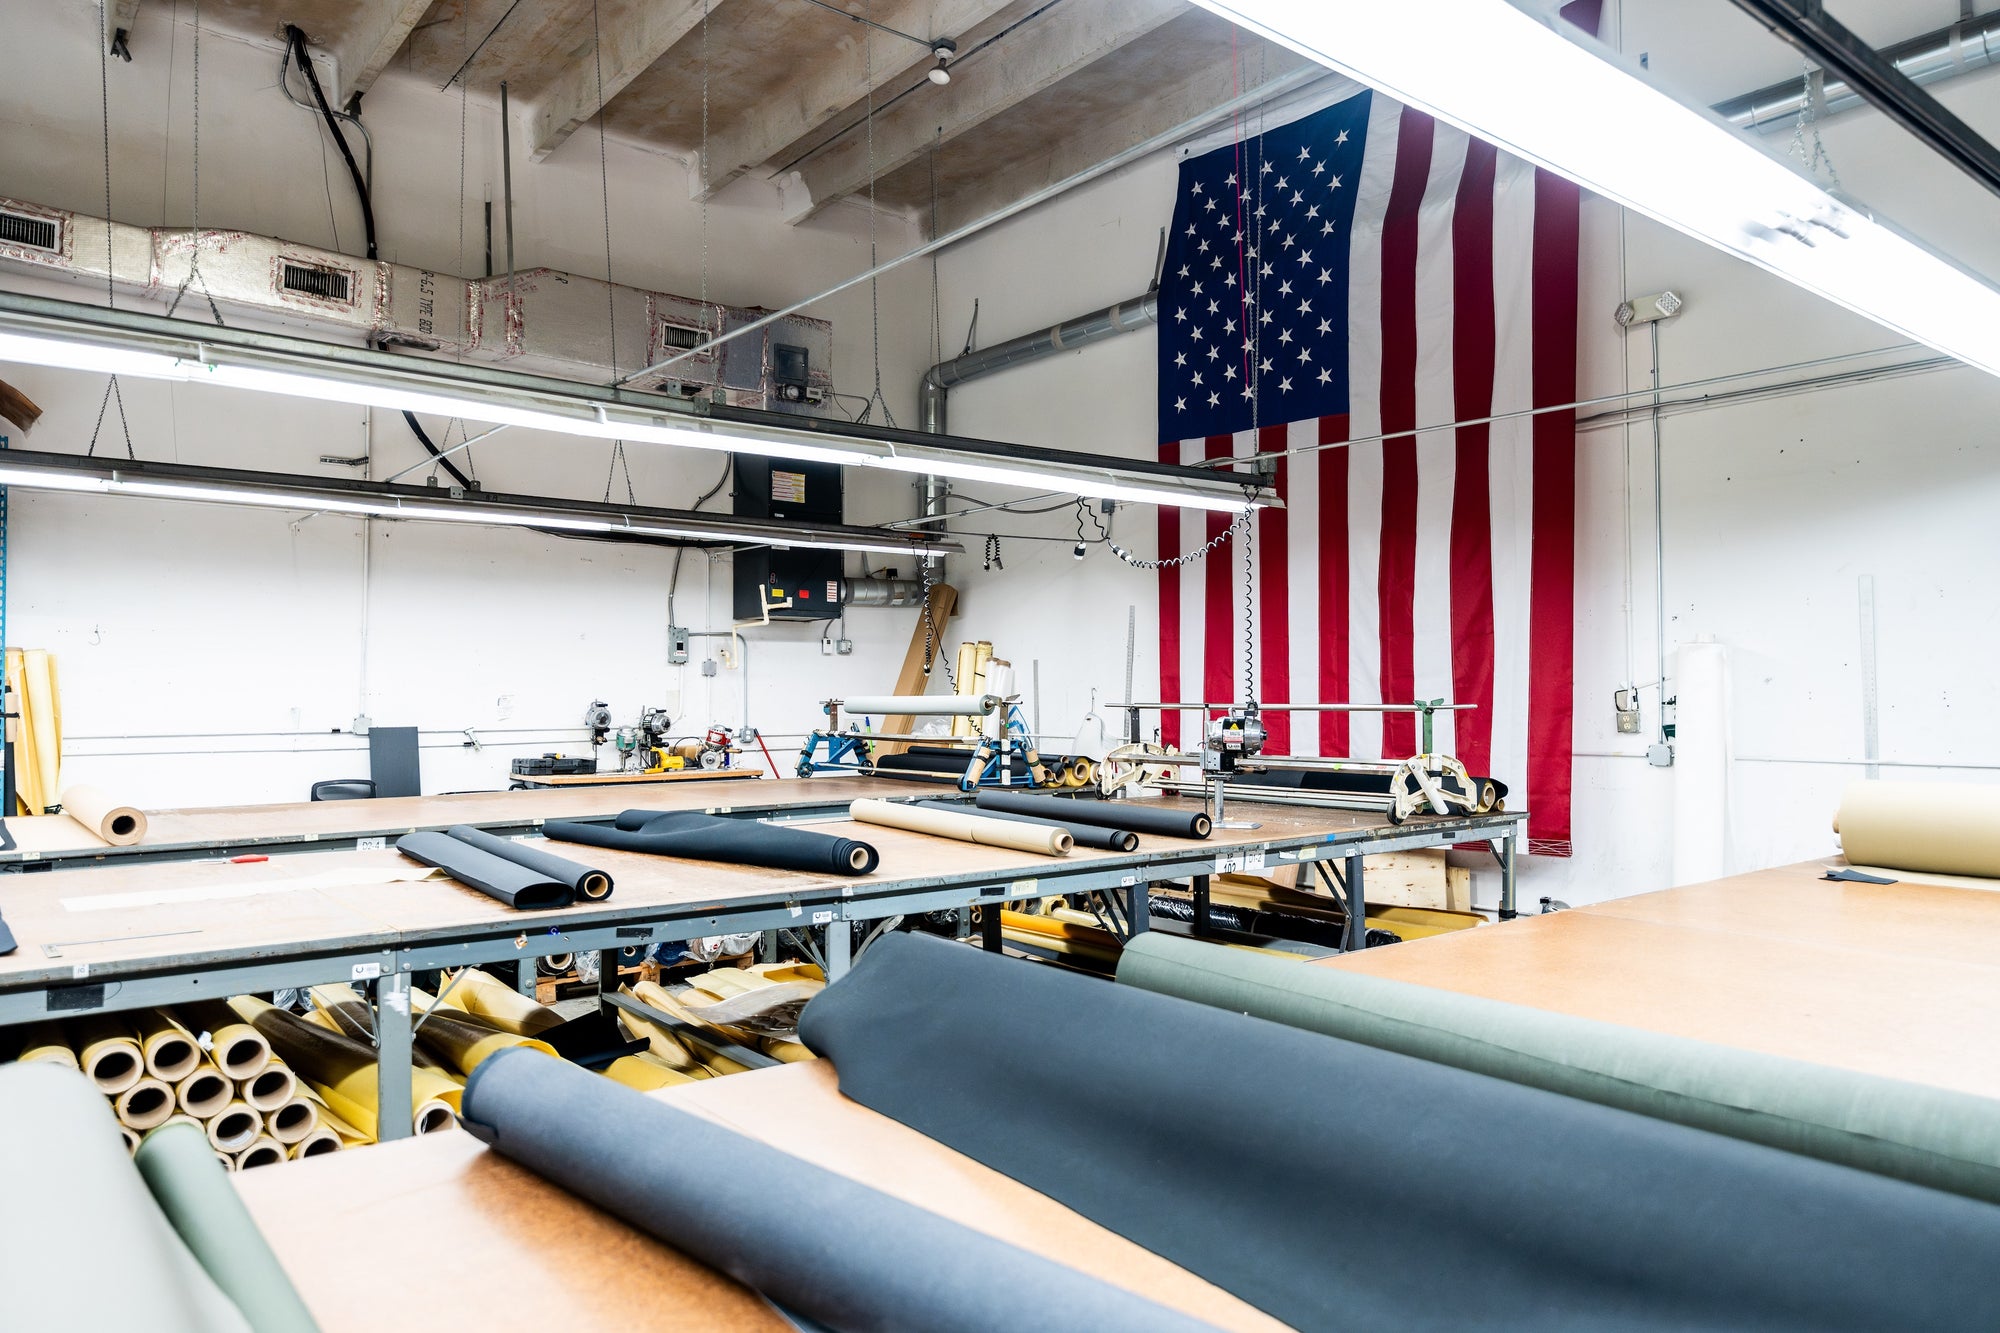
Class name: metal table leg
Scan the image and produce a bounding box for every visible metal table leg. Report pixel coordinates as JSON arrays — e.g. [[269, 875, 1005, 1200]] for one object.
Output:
[[514, 957, 537, 996], [1128, 881, 1151, 936], [1499, 829, 1518, 921], [1192, 873, 1212, 936], [375, 969, 414, 1142], [1344, 851, 1367, 951], [824, 919, 853, 979], [980, 903, 1003, 954]]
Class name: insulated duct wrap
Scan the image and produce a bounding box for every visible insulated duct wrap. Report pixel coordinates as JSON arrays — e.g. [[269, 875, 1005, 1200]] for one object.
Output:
[[800, 932, 2000, 1331], [974, 789, 1212, 839], [549, 810, 879, 875], [1118, 932, 2000, 1206], [1835, 780, 2000, 879], [457, 1049, 1212, 1333]]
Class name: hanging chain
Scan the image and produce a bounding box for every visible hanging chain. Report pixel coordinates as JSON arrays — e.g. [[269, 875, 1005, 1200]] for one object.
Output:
[[165, 0, 224, 326], [861, 4, 895, 427], [89, 0, 136, 460], [592, 0, 617, 380], [699, 1, 711, 316], [86, 377, 137, 460], [929, 127, 943, 370], [603, 439, 635, 504], [1787, 59, 1844, 190]]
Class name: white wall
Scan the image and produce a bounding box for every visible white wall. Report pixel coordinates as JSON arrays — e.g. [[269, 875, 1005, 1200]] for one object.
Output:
[[0, 0, 941, 805]]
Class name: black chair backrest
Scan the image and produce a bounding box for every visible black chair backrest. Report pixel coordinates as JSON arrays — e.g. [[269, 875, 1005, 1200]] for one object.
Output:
[[311, 779, 376, 802]]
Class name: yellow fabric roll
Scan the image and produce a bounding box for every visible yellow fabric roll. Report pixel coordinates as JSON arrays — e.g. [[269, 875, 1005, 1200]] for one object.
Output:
[[263, 1094, 318, 1145], [239, 1058, 298, 1112], [131, 1011, 201, 1083], [299, 1007, 341, 1034], [68, 1013, 143, 1095], [601, 1055, 700, 1091], [615, 986, 707, 1072], [1836, 780, 2000, 879], [849, 797, 1073, 856], [437, 967, 565, 1036], [204, 1100, 262, 1153], [288, 1126, 343, 1159], [175, 1059, 233, 1119], [114, 1076, 176, 1131], [632, 978, 760, 1045], [16, 1022, 78, 1071], [761, 1037, 817, 1064], [228, 995, 461, 1139], [234, 1135, 286, 1170], [175, 1002, 271, 1080], [5, 648, 60, 816], [295, 1087, 370, 1147]]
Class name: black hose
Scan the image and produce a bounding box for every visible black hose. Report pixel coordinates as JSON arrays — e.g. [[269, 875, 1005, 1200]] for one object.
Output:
[[286, 25, 377, 260], [401, 411, 477, 490]]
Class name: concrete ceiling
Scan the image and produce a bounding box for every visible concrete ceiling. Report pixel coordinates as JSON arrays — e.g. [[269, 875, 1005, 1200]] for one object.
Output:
[[106, 0, 2000, 233]]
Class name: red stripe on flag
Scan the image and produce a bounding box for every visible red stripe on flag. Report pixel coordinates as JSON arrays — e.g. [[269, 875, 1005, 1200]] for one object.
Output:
[[1157, 441, 1182, 749], [1256, 423, 1290, 753], [1529, 168, 1581, 854], [1202, 433, 1236, 709], [1449, 139, 1499, 780], [1377, 110, 1434, 756], [1317, 414, 1351, 756]]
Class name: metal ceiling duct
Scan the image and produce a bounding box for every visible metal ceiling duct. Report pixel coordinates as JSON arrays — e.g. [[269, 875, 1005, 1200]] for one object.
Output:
[[1713, 8, 2000, 135]]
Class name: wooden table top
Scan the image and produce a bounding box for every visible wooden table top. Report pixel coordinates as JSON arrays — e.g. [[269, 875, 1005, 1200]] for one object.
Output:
[[512, 768, 765, 787], [1325, 858, 2000, 1099], [232, 1062, 1285, 1333]]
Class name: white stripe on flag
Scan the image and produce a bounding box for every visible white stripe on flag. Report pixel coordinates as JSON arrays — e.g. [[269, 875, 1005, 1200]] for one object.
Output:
[[1487, 154, 1538, 803], [1178, 435, 1205, 725], [1285, 415, 1321, 756], [1411, 125, 1469, 758]]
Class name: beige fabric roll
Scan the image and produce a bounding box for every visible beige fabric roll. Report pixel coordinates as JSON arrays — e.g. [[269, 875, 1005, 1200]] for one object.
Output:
[[16, 1021, 78, 1071], [263, 1094, 318, 1145], [176, 1061, 233, 1119], [114, 1076, 177, 1131], [240, 1060, 298, 1112], [849, 797, 1072, 856], [1836, 781, 2000, 879], [132, 1011, 202, 1083], [437, 966, 565, 1036], [69, 1013, 144, 1094], [205, 1100, 262, 1153], [176, 1002, 271, 1080], [59, 783, 148, 845], [234, 1135, 286, 1170]]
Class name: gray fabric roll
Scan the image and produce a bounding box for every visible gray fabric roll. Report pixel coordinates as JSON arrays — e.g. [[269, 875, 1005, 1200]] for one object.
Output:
[[443, 825, 613, 901], [0, 1061, 251, 1333], [458, 1048, 1214, 1333], [396, 831, 573, 909]]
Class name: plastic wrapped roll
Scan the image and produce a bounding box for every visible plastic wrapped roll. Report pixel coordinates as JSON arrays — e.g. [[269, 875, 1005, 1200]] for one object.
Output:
[[396, 831, 575, 909], [553, 810, 880, 875], [459, 1049, 1213, 1333], [234, 1137, 286, 1171], [974, 789, 1212, 840], [17, 1021, 78, 1071], [240, 1061, 298, 1113], [177, 1002, 272, 1081], [206, 1101, 262, 1154], [263, 1095, 317, 1146], [133, 1120, 319, 1332], [115, 1076, 177, 1131], [59, 782, 148, 845], [0, 1063, 251, 1333], [444, 824, 613, 901], [70, 1013, 144, 1094], [840, 694, 996, 716], [434, 968, 565, 1036], [850, 798, 1071, 856], [177, 1061, 233, 1119], [915, 799, 1138, 853], [1836, 781, 2000, 879], [133, 1011, 202, 1083]]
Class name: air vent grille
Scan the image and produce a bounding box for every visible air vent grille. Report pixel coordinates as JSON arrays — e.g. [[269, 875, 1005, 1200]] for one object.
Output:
[[659, 323, 704, 351], [0, 211, 59, 253], [280, 262, 351, 303]]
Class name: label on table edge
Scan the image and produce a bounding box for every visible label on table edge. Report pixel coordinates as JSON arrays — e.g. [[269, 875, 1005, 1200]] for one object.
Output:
[[355, 836, 387, 852], [811, 909, 834, 924], [1120, 874, 1136, 887], [351, 961, 383, 981], [1011, 878, 1038, 895]]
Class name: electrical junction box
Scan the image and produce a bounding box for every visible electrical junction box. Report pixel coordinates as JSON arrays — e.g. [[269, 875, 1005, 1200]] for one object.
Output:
[[669, 625, 690, 665], [732, 456, 844, 622]]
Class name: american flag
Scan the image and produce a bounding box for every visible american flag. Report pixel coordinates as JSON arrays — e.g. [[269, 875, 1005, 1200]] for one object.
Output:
[[1155, 85, 1585, 856]]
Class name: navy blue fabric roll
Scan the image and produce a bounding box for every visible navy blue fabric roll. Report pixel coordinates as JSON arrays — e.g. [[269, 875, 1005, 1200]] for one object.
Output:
[[551, 810, 878, 875], [801, 932, 2000, 1332], [973, 789, 1211, 839], [458, 1049, 1214, 1333]]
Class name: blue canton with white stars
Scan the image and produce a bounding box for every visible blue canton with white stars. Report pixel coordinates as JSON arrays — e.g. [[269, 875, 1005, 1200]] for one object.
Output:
[[1157, 91, 1373, 444]]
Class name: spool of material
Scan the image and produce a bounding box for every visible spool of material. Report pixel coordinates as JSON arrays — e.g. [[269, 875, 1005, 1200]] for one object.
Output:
[[263, 1095, 318, 1146], [116, 1076, 177, 1131], [1836, 780, 2000, 879], [916, 799, 1139, 853], [70, 1013, 144, 1094], [206, 1101, 262, 1154], [289, 1127, 342, 1159], [228, 995, 461, 1139], [133, 1011, 203, 1083], [396, 831, 574, 909], [975, 789, 1212, 840], [177, 1002, 272, 1080], [235, 1136, 286, 1170], [59, 782, 148, 845], [601, 1054, 699, 1091], [873, 751, 1033, 778], [551, 809, 880, 875], [177, 1062, 233, 1119], [133, 1120, 320, 1332], [616, 986, 709, 1073], [435, 968, 566, 1036], [850, 798, 1071, 856], [214, 1150, 238, 1172], [1120, 932, 2000, 1207], [240, 1061, 298, 1113], [443, 824, 613, 901], [1671, 639, 1731, 886], [841, 694, 996, 717], [0, 1063, 252, 1333], [413, 1007, 558, 1078], [809, 932, 2000, 1332], [120, 1124, 142, 1154], [17, 1021, 78, 1071], [459, 1048, 1212, 1333]]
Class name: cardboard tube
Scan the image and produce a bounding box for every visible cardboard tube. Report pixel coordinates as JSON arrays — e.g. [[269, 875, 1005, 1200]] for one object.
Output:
[[176, 1003, 271, 1080], [176, 1062, 233, 1119], [415, 1100, 458, 1134], [206, 1101, 261, 1153], [133, 1011, 202, 1083], [849, 797, 1072, 856], [17, 1021, 78, 1071], [289, 1126, 342, 1159], [119, 1124, 141, 1155], [240, 1061, 298, 1112], [229, 995, 463, 1138], [116, 1076, 176, 1130], [263, 1095, 317, 1145], [439, 966, 565, 1036], [59, 783, 148, 845], [213, 1150, 238, 1172], [70, 1013, 144, 1094], [1836, 781, 2000, 878], [234, 1136, 286, 1170]]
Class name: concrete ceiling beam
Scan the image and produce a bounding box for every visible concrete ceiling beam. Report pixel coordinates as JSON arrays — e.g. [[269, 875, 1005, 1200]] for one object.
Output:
[[527, 0, 731, 162]]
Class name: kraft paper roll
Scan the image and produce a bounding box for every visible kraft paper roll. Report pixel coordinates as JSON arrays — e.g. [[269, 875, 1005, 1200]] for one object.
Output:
[[444, 824, 614, 901], [206, 1101, 262, 1154], [17, 1021, 78, 1071], [263, 1095, 318, 1145], [1671, 640, 1731, 886], [229, 995, 462, 1139], [600, 1054, 700, 1092], [975, 788, 1212, 840], [435, 967, 565, 1036], [70, 1013, 144, 1094], [177, 1002, 272, 1081], [849, 797, 1072, 856], [133, 1120, 320, 1333], [561, 810, 880, 875], [1835, 780, 2000, 879], [842, 694, 995, 716], [1119, 931, 2000, 1208], [133, 1011, 203, 1083], [240, 1061, 298, 1113], [60, 782, 148, 846], [916, 799, 1139, 853], [116, 1076, 178, 1131], [177, 1062, 233, 1119], [289, 1126, 342, 1159], [235, 1136, 286, 1170], [459, 1049, 1211, 1333], [0, 1063, 252, 1333]]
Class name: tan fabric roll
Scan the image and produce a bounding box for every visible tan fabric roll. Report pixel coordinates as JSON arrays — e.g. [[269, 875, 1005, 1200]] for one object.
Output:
[[69, 1014, 143, 1094], [601, 1054, 700, 1091], [240, 1059, 297, 1112], [16, 1022, 78, 1071], [176, 1002, 271, 1080], [288, 1126, 342, 1159], [176, 1061, 233, 1119], [205, 1101, 262, 1153], [849, 797, 1073, 856], [59, 783, 148, 845], [114, 1076, 177, 1131], [234, 1135, 286, 1170], [1836, 780, 2000, 879], [437, 966, 565, 1036], [132, 1011, 202, 1083], [262, 1094, 318, 1145]]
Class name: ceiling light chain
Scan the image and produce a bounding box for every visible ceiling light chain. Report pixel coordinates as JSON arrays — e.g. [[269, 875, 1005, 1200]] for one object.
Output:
[[165, 0, 224, 328], [1787, 58, 1844, 191], [592, 0, 618, 382], [862, 3, 897, 428], [90, 0, 137, 462]]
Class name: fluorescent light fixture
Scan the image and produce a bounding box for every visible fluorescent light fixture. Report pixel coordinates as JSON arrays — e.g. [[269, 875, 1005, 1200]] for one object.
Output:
[[0, 451, 958, 557], [868, 451, 1257, 513], [1190, 0, 2000, 379]]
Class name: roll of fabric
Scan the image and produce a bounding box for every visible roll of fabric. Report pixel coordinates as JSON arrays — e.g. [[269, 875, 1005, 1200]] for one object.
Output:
[[1119, 932, 2000, 1206], [17, 1021, 78, 1071], [600, 1054, 700, 1092], [176, 1061, 233, 1119], [133, 1120, 319, 1332], [974, 789, 1212, 840], [239, 1060, 298, 1113], [849, 798, 1070, 856], [443, 825, 613, 901], [1836, 780, 2000, 879], [551, 810, 879, 876], [70, 1013, 144, 1094], [396, 831, 575, 909], [5, 648, 61, 818], [873, 751, 1033, 779], [234, 1137, 286, 1171], [288, 1127, 342, 1159], [228, 996, 459, 1139], [262, 1095, 318, 1146], [176, 1003, 271, 1081], [0, 1063, 252, 1333], [115, 1076, 177, 1131], [205, 1101, 262, 1154], [60, 782, 148, 845], [433, 968, 565, 1036], [915, 799, 1139, 853], [803, 932, 2000, 1332], [133, 1011, 203, 1083], [460, 1048, 1212, 1333]]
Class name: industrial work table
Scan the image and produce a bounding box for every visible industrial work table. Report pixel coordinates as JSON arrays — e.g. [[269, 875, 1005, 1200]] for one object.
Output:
[[0, 783, 1524, 1138], [508, 767, 766, 789]]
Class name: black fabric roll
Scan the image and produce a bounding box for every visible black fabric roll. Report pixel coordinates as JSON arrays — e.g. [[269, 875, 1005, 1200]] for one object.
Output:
[[914, 799, 1139, 853], [396, 831, 574, 909], [874, 752, 1035, 778], [458, 1048, 1210, 1333], [801, 933, 2000, 1332], [550, 811, 878, 876], [974, 789, 1212, 840], [444, 824, 613, 901]]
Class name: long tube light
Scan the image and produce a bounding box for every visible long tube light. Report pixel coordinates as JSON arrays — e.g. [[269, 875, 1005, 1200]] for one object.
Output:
[[0, 448, 962, 556], [1189, 0, 2000, 381], [0, 295, 1269, 513]]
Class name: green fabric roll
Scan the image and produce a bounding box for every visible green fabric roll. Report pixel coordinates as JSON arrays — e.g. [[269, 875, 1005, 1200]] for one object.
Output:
[[134, 1121, 321, 1333], [1117, 931, 2000, 1205]]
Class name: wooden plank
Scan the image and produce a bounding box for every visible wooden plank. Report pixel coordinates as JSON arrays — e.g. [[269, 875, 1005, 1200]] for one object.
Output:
[[873, 582, 957, 759]]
